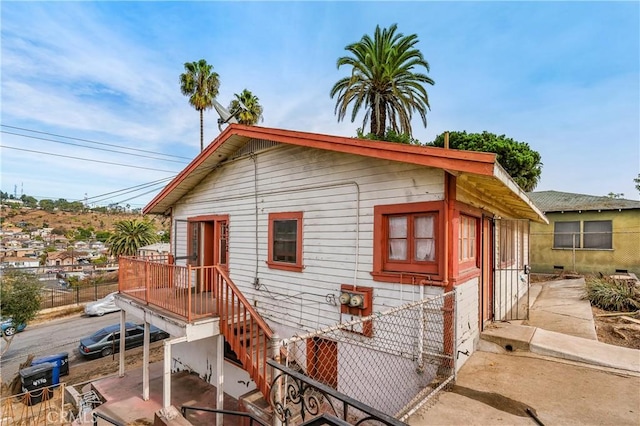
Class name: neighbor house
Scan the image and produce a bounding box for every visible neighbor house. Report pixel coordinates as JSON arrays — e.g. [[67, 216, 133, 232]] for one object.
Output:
[[528, 191, 640, 275], [112, 125, 546, 422], [136, 242, 170, 258]]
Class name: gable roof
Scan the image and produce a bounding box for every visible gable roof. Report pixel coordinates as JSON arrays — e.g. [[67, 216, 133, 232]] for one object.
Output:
[[528, 190, 640, 213], [144, 125, 547, 222]]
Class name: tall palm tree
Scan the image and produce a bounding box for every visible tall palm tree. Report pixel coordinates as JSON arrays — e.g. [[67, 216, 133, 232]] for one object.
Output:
[[180, 59, 220, 151], [330, 24, 435, 140], [228, 89, 264, 125], [106, 219, 158, 258]]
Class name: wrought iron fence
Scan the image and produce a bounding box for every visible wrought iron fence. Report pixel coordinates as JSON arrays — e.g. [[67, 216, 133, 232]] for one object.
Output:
[[275, 291, 456, 424], [1, 264, 119, 310], [39, 282, 118, 310]]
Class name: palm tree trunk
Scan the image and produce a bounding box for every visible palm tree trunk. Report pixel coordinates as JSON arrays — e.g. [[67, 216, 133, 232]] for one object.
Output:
[[199, 109, 204, 151], [370, 102, 386, 139]]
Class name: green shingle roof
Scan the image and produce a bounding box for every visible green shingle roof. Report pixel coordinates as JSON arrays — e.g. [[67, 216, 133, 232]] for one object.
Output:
[[527, 190, 640, 213]]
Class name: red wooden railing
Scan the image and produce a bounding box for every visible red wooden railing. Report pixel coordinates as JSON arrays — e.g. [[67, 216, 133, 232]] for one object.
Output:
[[215, 265, 274, 399], [118, 257, 274, 399], [118, 256, 217, 322]]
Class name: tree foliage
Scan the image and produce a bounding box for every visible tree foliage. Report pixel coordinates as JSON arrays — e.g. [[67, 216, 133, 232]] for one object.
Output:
[[229, 89, 264, 125], [106, 219, 159, 258], [331, 23, 434, 139], [1, 270, 42, 354], [635, 174, 640, 194], [356, 127, 421, 145], [180, 59, 220, 151], [429, 131, 543, 192]]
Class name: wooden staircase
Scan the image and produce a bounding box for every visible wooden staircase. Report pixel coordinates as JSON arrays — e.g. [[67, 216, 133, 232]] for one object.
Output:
[[214, 266, 275, 400]]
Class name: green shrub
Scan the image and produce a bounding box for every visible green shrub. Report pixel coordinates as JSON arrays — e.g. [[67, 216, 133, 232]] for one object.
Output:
[[585, 276, 640, 312]]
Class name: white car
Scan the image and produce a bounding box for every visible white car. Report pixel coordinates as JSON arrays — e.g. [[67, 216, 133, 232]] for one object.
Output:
[[84, 292, 121, 316]]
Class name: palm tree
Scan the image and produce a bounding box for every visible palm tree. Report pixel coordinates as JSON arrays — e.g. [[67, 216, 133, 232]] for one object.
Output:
[[330, 24, 435, 140], [106, 219, 158, 258], [228, 89, 264, 125], [180, 59, 220, 151]]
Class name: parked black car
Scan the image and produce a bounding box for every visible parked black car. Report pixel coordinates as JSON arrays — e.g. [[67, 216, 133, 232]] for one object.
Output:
[[78, 322, 169, 358]]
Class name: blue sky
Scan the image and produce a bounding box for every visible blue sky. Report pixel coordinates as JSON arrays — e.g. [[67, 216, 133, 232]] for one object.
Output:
[[2, 1, 639, 209]]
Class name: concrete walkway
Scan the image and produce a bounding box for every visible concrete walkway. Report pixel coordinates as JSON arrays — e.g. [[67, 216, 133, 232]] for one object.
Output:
[[482, 278, 639, 374], [408, 278, 640, 425]]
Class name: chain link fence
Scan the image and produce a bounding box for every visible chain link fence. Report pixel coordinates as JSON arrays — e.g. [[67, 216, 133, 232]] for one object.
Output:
[[530, 231, 640, 275], [277, 291, 456, 422]]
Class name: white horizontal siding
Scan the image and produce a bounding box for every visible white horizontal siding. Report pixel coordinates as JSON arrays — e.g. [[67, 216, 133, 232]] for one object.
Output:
[[455, 278, 479, 371], [172, 143, 446, 336]]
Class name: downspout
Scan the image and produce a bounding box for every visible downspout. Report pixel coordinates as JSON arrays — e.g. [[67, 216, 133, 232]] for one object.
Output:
[[251, 153, 259, 287], [444, 173, 456, 292], [352, 181, 361, 287]]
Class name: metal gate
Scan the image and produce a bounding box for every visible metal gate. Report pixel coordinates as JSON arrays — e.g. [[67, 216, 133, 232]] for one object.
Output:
[[493, 219, 530, 321]]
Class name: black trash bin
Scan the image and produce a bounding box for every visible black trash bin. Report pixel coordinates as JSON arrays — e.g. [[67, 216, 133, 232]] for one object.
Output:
[[20, 362, 55, 405], [32, 352, 69, 384]]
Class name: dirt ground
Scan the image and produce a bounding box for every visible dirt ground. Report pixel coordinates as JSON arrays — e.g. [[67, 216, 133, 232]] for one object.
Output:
[[63, 343, 166, 389], [592, 306, 640, 350]]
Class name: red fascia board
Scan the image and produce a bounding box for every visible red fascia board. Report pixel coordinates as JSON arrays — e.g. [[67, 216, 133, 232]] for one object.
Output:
[[144, 124, 497, 214]]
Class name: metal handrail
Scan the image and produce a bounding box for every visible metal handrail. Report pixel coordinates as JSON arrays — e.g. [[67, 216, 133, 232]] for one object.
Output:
[[268, 359, 406, 426], [92, 411, 125, 426], [181, 406, 269, 425]]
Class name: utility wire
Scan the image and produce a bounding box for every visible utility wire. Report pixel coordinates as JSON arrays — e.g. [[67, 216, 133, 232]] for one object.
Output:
[[83, 177, 175, 202], [89, 181, 171, 205], [1, 124, 192, 160], [0, 145, 179, 173], [1, 130, 189, 164], [110, 185, 169, 205]]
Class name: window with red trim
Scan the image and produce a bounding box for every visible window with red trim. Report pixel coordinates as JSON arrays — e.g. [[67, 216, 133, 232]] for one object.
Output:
[[267, 212, 303, 272], [499, 221, 516, 266], [372, 201, 444, 282], [459, 214, 478, 269]]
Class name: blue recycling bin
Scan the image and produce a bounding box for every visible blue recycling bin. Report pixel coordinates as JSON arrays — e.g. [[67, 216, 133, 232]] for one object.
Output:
[[32, 352, 69, 385]]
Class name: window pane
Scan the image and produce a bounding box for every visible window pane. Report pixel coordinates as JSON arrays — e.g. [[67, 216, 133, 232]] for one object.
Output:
[[389, 216, 407, 238], [389, 240, 407, 260], [554, 221, 580, 248], [584, 220, 612, 249], [415, 239, 435, 261], [414, 216, 434, 238], [273, 219, 297, 263]]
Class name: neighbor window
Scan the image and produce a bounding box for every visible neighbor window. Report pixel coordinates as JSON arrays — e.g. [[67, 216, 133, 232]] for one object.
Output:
[[267, 212, 303, 272], [553, 221, 580, 249], [583, 220, 612, 249], [553, 220, 612, 250], [372, 201, 444, 282]]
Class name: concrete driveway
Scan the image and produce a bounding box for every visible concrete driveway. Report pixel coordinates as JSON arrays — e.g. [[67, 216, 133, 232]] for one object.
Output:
[[409, 351, 639, 425], [409, 278, 640, 425]]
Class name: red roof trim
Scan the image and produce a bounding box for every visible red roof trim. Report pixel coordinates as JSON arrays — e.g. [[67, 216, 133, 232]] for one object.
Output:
[[144, 125, 497, 214]]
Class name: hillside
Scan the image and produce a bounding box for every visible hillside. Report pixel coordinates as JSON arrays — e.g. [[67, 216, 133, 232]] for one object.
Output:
[[0, 208, 168, 234]]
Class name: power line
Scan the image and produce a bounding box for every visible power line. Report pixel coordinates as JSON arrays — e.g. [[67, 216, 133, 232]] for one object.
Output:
[[89, 181, 171, 205], [83, 177, 175, 202], [0, 145, 179, 173], [110, 185, 170, 205], [1, 130, 189, 164], [1, 124, 192, 160]]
